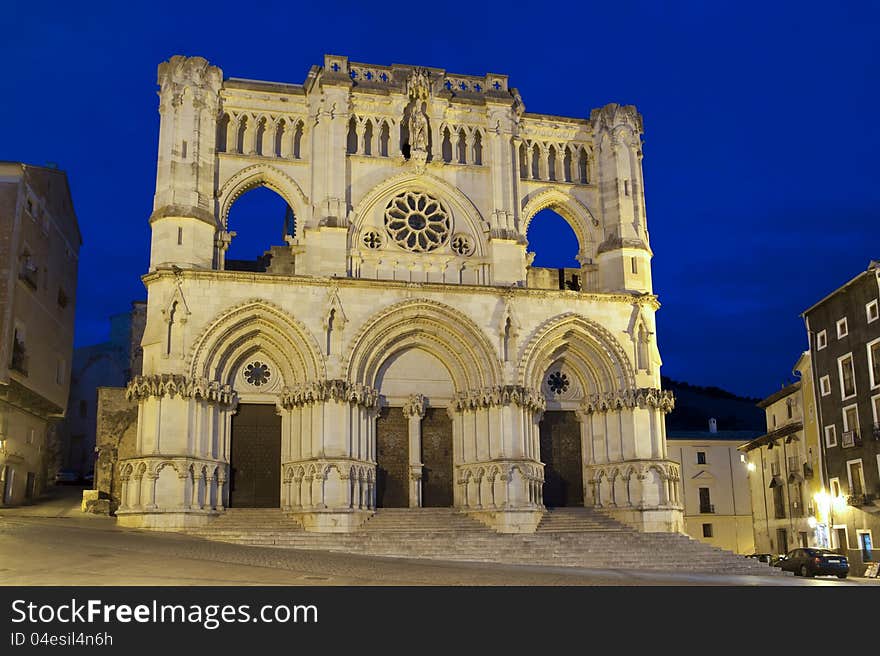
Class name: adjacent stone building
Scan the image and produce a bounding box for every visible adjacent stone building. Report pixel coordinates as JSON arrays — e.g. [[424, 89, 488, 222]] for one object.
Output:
[[740, 352, 826, 555], [111, 54, 681, 534], [667, 421, 758, 554], [802, 261, 880, 569], [0, 162, 81, 505], [58, 301, 145, 478]]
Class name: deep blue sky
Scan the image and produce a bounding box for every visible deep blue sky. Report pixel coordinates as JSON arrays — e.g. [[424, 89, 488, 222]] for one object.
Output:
[[3, 1, 877, 399]]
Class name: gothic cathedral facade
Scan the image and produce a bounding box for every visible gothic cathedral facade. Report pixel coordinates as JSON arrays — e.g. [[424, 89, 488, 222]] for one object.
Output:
[[116, 55, 682, 534]]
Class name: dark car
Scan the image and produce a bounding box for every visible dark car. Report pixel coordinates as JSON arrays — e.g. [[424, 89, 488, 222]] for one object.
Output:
[[778, 548, 849, 578]]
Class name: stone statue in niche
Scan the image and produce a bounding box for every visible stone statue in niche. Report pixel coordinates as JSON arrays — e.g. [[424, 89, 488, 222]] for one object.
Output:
[[409, 102, 429, 154]]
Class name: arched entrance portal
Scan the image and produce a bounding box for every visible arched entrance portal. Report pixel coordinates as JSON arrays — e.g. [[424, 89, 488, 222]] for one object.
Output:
[[229, 403, 281, 507], [374, 348, 454, 508]]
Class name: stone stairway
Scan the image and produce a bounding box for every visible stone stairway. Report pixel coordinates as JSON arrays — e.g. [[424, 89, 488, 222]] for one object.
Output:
[[182, 507, 779, 576]]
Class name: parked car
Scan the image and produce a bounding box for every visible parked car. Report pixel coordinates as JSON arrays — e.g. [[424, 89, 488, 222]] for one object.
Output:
[[778, 548, 849, 578], [54, 469, 80, 485]]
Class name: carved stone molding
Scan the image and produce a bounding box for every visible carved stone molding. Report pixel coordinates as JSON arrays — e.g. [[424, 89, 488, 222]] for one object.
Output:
[[452, 385, 546, 412], [126, 374, 237, 408], [578, 388, 674, 415], [280, 379, 379, 409]]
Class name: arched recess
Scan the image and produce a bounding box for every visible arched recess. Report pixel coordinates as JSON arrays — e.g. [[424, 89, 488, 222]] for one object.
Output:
[[188, 299, 324, 387], [346, 299, 501, 392], [519, 313, 636, 395], [521, 188, 599, 262], [216, 163, 309, 230], [348, 172, 488, 256]]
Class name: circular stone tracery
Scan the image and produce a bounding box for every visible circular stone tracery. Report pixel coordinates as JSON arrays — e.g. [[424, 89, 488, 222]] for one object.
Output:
[[547, 371, 570, 395], [244, 361, 272, 387], [384, 191, 450, 252]]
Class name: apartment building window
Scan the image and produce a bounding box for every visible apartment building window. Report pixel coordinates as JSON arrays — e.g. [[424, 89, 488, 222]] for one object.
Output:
[[837, 317, 848, 338], [847, 459, 865, 497], [787, 399, 794, 419], [696, 451, 706, 464], [18, 250, 38, 289], [838, 354, 856, 399], [825, 424, 838, 447], [773, 485, 786, 519], [10, 326, 27, 375], [699, 487, 714, 513], [842, 405, 860, 448], [830, 478, 841, 498], [702, 524, 713, 538], [820, 375, 831, 397], [868, 300, 879, 324], [817, 330, 827, 350], [55, 358, 66, 385], [868, 338, 880, 389]]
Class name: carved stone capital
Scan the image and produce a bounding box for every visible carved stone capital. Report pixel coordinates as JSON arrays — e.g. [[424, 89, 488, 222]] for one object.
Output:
[[402, 394, 427, 419], [126, 374, 237, 408], [280, 380, 379, 409], [579, 388, 674, 415]]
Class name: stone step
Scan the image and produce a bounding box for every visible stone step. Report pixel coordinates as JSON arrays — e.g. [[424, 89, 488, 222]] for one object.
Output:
[[180, 508, 778, 576]]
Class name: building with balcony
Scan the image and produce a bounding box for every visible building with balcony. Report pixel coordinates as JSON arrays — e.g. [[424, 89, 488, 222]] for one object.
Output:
[[802, 260, 880, 570], [101, 54, 683, 535], [668, 419, 759, 554], [0, 162, 82, 505], [740, 352, 825, 556]]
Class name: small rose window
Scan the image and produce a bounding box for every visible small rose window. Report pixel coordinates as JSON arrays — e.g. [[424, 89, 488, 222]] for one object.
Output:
[[547, 371, 569, 395], [244, 361, 271, 387]]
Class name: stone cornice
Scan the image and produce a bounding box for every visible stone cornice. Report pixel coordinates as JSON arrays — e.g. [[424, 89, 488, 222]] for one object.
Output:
[[142, 268, 661, 309], [596, 236, 652, 255], [280, 380, 379, 409], [579, 388, 674, 415], [453, 385, 545, 412], [149, 204, 217, 227], [125, 374, 237, 407]]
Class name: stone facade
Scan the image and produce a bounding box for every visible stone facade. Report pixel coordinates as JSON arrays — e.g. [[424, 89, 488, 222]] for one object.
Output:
[[668, 425, 758, 554], [0, 162, 81, 506], [114, 54, 682, 534]]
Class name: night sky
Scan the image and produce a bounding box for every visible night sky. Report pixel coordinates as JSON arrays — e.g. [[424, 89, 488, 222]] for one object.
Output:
[[3, 1, 877, 399]]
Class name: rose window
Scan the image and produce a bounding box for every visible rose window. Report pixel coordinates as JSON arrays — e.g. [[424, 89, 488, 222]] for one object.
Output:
[[244, 361, 271, 387], [450, 233, 474, 256], [384, 191, 450, 252], [547, 371, 569, 395]]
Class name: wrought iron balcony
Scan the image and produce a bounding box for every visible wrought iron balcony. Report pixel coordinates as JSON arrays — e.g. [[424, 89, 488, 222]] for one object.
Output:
[[873, 423, 880, 440], [841, 430, 862, 448], [803, 463, 814, 479], [847, 493, 868, 507], [699, 504, 715, 514]]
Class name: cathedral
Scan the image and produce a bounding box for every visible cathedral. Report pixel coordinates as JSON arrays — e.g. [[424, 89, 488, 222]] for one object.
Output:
[[114, 54, 682, 535]]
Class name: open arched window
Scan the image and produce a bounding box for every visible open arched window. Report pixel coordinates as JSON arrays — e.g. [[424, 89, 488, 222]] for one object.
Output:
[[224, 186, 296, 273], [525, 209, 581, 291]]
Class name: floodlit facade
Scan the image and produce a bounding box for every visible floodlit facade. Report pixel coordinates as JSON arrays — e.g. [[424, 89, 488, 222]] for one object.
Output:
[[112, 54, 682, 534], [0, 162, 81, 505], [668, 422, 757, 554], [740, 353, 825, 556]]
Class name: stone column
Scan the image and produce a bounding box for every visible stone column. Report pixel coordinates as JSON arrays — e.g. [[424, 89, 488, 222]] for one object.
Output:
[[403, 394, 427, 508]]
